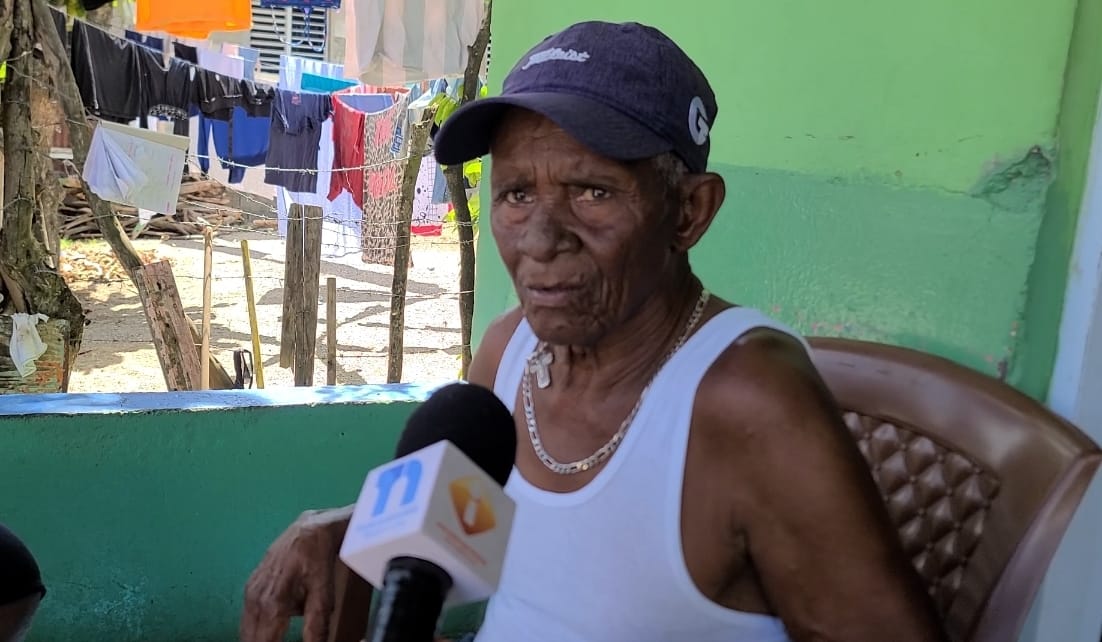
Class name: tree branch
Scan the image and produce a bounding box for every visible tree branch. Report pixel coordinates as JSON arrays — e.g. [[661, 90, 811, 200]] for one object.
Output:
[[446, 0, 492, 376]]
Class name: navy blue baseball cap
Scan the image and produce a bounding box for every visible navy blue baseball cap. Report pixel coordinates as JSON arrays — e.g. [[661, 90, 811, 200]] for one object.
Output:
[[433, 21, 718, 173]]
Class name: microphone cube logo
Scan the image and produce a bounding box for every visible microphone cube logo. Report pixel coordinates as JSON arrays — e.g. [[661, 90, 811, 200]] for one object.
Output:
[[370, 459, 423, 518], [448, 476, 496, 536]]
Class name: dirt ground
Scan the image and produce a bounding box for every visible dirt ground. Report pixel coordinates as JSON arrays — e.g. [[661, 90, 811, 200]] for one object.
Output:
[[63, 230, 465, 393]]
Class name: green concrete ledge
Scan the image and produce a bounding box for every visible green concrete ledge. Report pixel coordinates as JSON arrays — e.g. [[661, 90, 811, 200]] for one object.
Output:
[[0, 384, 488, 641]]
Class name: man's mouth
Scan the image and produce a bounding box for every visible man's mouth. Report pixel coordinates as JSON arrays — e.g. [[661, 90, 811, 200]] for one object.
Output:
[[523, 283, 583, 307]]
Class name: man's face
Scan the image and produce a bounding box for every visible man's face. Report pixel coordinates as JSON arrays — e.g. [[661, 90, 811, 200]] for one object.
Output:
[[489, 110, 679, 346]]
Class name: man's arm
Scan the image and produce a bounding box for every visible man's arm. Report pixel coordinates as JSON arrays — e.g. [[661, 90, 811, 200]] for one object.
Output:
[[697, 330, 949, 642], [241, 309, 523, 642]]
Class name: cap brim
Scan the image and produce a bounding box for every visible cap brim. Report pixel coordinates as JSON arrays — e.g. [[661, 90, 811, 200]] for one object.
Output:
[[433, 92, 672, 166]]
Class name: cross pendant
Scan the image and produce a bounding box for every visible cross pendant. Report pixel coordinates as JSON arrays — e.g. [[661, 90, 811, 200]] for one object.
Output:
[[529, 347, 554, 389]]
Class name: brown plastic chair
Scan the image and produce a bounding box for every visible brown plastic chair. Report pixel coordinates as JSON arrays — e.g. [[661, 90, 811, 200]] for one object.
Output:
[[329, 338, 1102, 642], [808, 337, 1101, 642]]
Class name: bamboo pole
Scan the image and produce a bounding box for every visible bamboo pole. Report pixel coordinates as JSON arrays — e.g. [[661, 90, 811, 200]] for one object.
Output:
[[200, 228, 213, 390], [240, 239, 265, 389], [326, 277, 336, 386]]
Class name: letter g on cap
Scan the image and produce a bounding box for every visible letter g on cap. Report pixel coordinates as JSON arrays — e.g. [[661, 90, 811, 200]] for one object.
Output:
[[688, 96, 710, 146]]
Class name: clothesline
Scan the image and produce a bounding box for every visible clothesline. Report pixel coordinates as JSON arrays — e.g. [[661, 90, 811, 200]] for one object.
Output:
[[182, 148, 423, 174], [51, 5, 333, 102], [50, 4, 466, 259]]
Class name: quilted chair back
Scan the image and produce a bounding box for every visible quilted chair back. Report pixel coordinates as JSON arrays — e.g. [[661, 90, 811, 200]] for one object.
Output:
[[809, 337, 1101, 642]]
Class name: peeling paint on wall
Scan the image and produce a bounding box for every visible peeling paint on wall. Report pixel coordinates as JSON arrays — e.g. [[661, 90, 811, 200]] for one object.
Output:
[[973, 145, 1057, 212]]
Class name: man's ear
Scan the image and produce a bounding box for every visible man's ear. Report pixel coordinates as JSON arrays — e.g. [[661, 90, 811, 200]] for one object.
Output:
[[672, 172, 726, 252]]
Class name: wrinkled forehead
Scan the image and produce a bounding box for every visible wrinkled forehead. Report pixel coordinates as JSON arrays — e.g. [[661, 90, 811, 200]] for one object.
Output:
[[488, 108, 641, 177]]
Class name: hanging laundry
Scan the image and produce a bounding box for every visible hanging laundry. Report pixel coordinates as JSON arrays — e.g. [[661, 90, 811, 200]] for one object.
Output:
[[50, 7, 67, 52], [197, 107, 271, 184], [83, 121, 190, 216], [240, 80, 277, 118], [411, 155, 448, 237], [301, 72, 358, 94], [327, 91, 398, 207], [125, 30, 164, 53], [70, 20, 145, 123], [197, 47, 246, 80], [331, 88, 412, 265], [345, 0, 485, 85], [264, 90, 333, 193], [272, 57, 362, 258], [223, 44, 261, 81], [194, 69, 245, 121], [135, 0, 253, 39], [279, 53, 345, 93], [137, 46, 195, 123], [173, 42, 199, 64], [430, 161, 449, 203]]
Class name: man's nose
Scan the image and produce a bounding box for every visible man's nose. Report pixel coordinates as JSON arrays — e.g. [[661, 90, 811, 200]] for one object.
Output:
[[517, 201, 575, 262]]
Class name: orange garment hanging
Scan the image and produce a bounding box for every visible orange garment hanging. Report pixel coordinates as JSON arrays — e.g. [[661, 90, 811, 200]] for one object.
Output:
[[135, 0, 253, 39]]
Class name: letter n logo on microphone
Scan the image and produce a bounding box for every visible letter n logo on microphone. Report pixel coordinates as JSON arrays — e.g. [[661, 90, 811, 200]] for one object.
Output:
[[370, 460, 423, 518], [448, 476, 496, 536]]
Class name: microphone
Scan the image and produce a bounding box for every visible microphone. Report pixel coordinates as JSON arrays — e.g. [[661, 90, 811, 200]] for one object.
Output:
[[339, 382, 518, 642]]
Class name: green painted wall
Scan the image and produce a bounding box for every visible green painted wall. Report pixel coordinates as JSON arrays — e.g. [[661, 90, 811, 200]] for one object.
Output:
[[0, 388, 482, 641], [472, 0, 1099, 399]]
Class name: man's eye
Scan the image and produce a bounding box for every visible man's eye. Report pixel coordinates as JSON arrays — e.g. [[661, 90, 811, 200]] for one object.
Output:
[[504, 190, 530, 204], [579, 187, 610, 201]]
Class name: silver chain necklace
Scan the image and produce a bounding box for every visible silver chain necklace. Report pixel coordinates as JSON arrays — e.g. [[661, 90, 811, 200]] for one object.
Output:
[[522, 288, 711, 475]]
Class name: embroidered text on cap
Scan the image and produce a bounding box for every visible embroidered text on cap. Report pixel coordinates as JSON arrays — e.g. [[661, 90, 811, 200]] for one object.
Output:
[[521, 47, 591, 71]]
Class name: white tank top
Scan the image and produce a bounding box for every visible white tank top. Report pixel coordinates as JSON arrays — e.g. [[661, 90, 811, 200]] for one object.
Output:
[[475, 307, 805, 642]]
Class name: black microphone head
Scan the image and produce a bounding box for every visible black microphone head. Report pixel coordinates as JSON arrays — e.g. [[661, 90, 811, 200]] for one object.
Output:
[[396, 382, 517, 487]]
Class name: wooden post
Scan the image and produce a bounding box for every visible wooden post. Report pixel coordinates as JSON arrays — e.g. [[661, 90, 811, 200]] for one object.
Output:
[[280, 203, 322, 386], [387, 111, 435, 384], [132, 261, 203, 391], [326, 277, 337, 386], [241, 239, 265, 389], [280, 203, 304, 370], [200, 228, 213, 390], [294, 205, 323, 386]]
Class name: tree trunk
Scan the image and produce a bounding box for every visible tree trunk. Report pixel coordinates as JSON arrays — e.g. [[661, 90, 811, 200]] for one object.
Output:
[[0, 0, 85, 359], [446, 0, 492, 377], [33, 0, 144, 275], [387, 109, 435, 383], [32, 51, 66, 266], [32, 0, 234, 388]]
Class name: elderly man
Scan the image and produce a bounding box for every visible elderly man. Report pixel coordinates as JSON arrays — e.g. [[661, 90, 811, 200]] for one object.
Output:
[[241, 20, 949, 642]]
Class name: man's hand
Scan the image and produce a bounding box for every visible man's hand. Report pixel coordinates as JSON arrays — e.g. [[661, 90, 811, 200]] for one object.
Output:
[[240, 506, 353, 642]]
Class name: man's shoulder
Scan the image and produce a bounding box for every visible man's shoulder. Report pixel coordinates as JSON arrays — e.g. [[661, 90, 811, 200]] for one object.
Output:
[[695, 324, 837, 445], [465, 307, 525, 389]]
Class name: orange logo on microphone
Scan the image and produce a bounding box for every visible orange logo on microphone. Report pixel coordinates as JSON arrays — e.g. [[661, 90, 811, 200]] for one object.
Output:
[[448, 476, 496, 536]]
